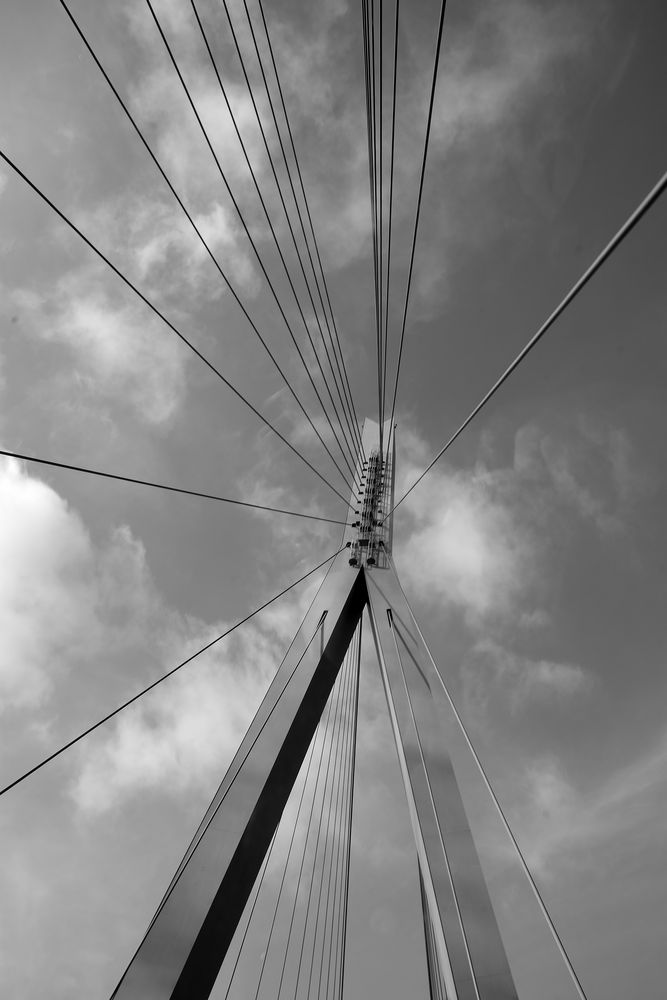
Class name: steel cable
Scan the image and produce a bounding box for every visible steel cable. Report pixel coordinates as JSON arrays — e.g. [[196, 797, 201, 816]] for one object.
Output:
[[335, 621, 362, 999], [56, 0, 351, 499], [389, 555, 590, 999], [275, 645, 347, 998], [222, 827, 279, 1000], [382, 0, 400, 462], [189, 0, 359, 481], [0, 447, 347, 525], [0, 547, 344, 801], [292, 642, 354, 998], [256, 0, 365, 462], [386, 0, 448, 452], [0, 149, 353, 510], [391, 164, 667, 515], [237, 0, 365, 465], [314, 634, 356, 999], [146, 0, 357, 491], [361, 0, 382, 449]]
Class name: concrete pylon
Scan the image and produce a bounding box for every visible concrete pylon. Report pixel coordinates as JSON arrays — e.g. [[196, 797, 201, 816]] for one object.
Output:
[[111, 420, 518, 1000]]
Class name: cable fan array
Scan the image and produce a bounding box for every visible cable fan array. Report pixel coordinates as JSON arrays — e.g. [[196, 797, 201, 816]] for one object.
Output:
[[0, 1, 666, 997], [218, 623, 362, 1000]]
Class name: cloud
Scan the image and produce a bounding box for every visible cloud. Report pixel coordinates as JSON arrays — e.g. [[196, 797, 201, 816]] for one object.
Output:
[[463, 639, 589, 714], [71, 566, 331, 815], [0, 456, 330, 815], [395, 455, 534, 624], [514, 419, 637, 534], [0, 169, 7, 198], [395, 416, 640, 629], [433, 0, 587, 150], [0, 457, 165, 710], [516, 731, 667, 877], [71, 625, 274, 814], [0, 457, 92, 709], [13, 276, 187, 425], [125, 6, 274, 215]]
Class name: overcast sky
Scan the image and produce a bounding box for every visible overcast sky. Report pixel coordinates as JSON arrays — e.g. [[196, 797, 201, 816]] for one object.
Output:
[[1, 0, 667, 997]]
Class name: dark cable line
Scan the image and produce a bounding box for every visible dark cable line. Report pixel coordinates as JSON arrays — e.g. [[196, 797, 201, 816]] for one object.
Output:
[[0, 547, 343, 801], [388, 617, 480, 995], [250, 715, 320, 1000], [144, 562, 338, 933], [147, 0, 357, 492], [111, 599, 332, 997], [337, 619, 362, 1000], [386, 0, 448, 450], [310, 639, 356, 1000], [391, 164, 667, 515], [314, 636, 356, 1000], [361, 0, 382, 449], [329, 627, 360, 1000], [389, 553, 590, 999], [368, 0, 384, 452], [223, 826, 278, 1000], [367, 0, 383, 448], [0, 447, 347, 526], [377, 0, 385, 456], [295, 653, 347, 1000], [275, 647, 344, 999], [327, 637, 355, 1000], [0, 149, 354, 511], [190, 0, 360, 482], [292, 643, 353, 999], [56, 0, 351, 502], [236, 0, 365, 466], [322, 626, 358, 999], [234, 0, 366, 462], [422, 883, 444, 1000], [382, 0, 400, 463], [256, 0, 365, 462], [371, 0, 384, 455]]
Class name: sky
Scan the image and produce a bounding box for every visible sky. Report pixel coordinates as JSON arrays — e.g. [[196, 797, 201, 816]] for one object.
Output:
[[1, 0, 667, 996]]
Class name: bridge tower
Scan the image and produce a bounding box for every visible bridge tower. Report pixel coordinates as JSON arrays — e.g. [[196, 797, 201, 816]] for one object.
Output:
[[111, 419, 519, 1000]]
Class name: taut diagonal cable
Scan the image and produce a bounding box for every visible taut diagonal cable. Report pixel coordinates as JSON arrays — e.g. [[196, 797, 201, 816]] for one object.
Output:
[[56, 0, 350, 497], [193, 0, 359, 480], [256, 0, 365, 462], [382, 0, 400, 459], [237, 0, 365, 464], [389, 555, 589, 999], [0, 448, 347, 525], [361, 0, 382, 447], [146, 0, 356, 487], [391, 165, 667, 514], [0, 547, 345, 801], [386, 0, 448, 450], [0, 149, 353, 511]]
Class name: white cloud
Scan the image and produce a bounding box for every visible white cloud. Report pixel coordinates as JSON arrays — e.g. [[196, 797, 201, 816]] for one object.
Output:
[[0, 458, 92, 709], [0, 169, 8, 198], [514, 420, 637, 534], [433, 0, 586, 150], [72, 628, 272, 814], [71, 565, 334, 815], [516, 732, 667, 877], [0, 456, 327, 814], [0, 458, 165, 711], [396, 460, 533, 623], [14, 277, 187, 424], [395, 416, 640, 630], [464, 639, 589, 714]]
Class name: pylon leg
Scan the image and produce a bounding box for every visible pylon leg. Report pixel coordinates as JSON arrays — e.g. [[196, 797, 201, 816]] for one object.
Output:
[[366, 563, 518, 1000], [111, 557, 366, 1000]]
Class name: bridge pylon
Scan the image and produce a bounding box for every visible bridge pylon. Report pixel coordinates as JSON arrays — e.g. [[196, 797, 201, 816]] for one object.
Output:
[[111, 419, 518, 1000]]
